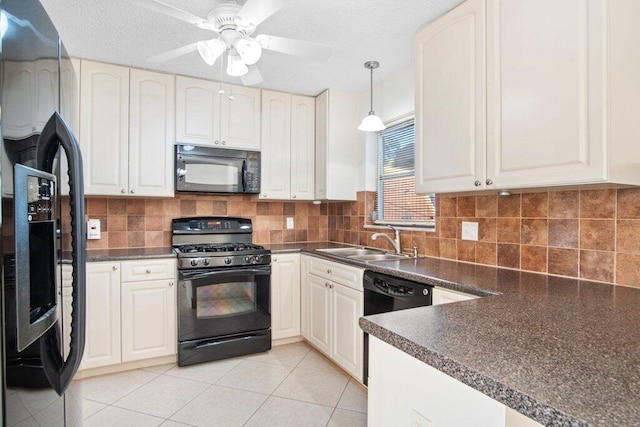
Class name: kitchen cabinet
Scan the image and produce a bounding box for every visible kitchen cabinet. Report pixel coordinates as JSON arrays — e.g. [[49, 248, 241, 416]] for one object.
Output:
[[315, 89, 359, 201], [80, 258, 177, 371], [80, 61, 174, 197], [271, 253, 301, 340], [306, 256, 364, 381], [300, 255, 310, 339], [368, 335, 543, 426], [175, 76, 260, 150], [432, 287, 477, 305], [416, 0, 640, 194], [260, 90, 315, 200]]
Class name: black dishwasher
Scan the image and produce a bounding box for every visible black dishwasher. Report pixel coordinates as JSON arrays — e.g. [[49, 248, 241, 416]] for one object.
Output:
[[363, 270, 433, 384]]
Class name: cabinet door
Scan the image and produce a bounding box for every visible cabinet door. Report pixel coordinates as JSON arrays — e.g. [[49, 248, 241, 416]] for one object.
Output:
[[129, 69, 175, 197], [314, 90, 328, 200], [486, 0, 605, 188], [222, 84, 261, 150], [35, 59, 58, 132], [58, 58, 81, 197], [415, 0, 486, 194], [300, 255, 310, 339], [80, 60, 129, 195], [331, 283, 363, 381], [121, 279, 177, 362], [260, 90, 292, 199], [80, 263, 121, 370], [307, 273, 331, 354], [290, 95, 315, 200], [2, 61, 36, 138], [175, 76, 220, 146], [271, 254, 301, 340]]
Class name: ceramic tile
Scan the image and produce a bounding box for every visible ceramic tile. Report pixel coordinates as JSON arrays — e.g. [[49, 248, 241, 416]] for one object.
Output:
[[616, 253, 640, 287], [247, 342, 311, 366], [170, 384, 267, 426], [457, 196, 476, 217], [273, 367, 348, 407], [244, 396, 334, 427], [456, 240, 475, 263], [521, 219, 548, 246], [475, 242, 497, 266], [82, 399, 108, 420], [548, 219, 579, 248], [297, 350, 345, 375], [580, 189, 616, 218], [72, 369, 159, 404], [580, 250, 614, 283], [337, 380, 368, 413], [521, 245, 547, 273], [159, 421, 194, 427], [497, 244, 520, 269], [141, 363, 176, 374], [216, 360, 293, 394], [616, 220, 640, 254], [617, 188, 640, 219], [164, 357, 243, 384], [83, 406, 164, 427], [496, 218, 520, 244], [497, 194, 521, 217], [521, 192, 548, 218], [547, 248, 579, 278], [476, 195, 497, 217], [477, 218, 496, 242], [327, 408, 368, 427], [5, 392, 31, 426], [113, 375, 209, 419], [549, 191, 579, 218], [580, 219, 615, 251]]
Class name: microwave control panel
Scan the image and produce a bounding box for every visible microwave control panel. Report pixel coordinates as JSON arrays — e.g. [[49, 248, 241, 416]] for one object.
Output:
[[26, 175, 55, 222], [245, 152, 260, 192]]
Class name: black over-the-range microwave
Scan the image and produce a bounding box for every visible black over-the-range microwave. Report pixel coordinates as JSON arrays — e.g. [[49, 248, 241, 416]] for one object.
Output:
[[175, 144, 261, 194]]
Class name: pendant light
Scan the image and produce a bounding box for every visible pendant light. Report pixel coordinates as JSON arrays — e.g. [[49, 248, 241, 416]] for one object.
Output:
[[358, 60, 386, 132]]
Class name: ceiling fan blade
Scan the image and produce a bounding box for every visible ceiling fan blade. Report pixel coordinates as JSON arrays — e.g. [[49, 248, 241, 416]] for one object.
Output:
[[147, 42, 199, 63], [235, 0, 290, 28], [241, 65, 263, 86], [127, 0, 215, 30], [257, 34, 332, 62]]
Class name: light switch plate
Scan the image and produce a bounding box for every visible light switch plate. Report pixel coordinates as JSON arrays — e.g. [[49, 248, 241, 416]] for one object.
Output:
[[461, 221, 478, 241], [286, 217, 294, 229], [87, 219, 101, 239]]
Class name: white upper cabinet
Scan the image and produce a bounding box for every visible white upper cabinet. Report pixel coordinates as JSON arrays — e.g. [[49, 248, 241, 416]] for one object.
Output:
[[415, 0, 486, 193], [416, 0, 640, 194], [260, 90, 315, 200], [80, 61, 174, 196], [128, 69, 175, 197], [176, 76, 260, 150], [315, 89, 359, 201]]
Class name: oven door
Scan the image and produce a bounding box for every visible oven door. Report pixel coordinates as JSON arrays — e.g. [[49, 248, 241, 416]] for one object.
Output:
[[178, 265, 271, 342], [176, 153, 245, 193]]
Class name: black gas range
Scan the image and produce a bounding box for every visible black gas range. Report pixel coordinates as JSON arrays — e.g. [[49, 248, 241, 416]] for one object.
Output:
[[172, 217, 272, 366]]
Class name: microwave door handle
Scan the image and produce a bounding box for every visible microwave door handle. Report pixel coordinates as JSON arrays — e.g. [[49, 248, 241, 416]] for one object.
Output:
[[37, 112, 87, 396], [241, 159, 247, 192]]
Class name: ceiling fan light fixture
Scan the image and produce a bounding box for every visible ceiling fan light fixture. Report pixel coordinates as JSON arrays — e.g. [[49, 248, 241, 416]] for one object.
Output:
[[227, 49, 249, 76], [197, 38, 226, 66], [358, 60, 386, 132], [235, 37, 262, 65]]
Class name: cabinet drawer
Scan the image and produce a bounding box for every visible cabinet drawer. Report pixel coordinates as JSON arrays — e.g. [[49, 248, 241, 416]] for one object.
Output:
[[120, 258, 176, 283], [309, 257, 363, 291]]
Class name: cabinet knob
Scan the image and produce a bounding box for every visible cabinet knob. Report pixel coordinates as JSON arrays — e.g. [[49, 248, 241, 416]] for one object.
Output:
[[327, 269, 332, 274], [474, 180, 481, 187], [169, 282, 174, 287], [130, 189, 135, 194], [112, 265, 118, 270], [146, 269, 151, 273], [262, 194, 267, 198], [486, 179, 493, 186], [121, 189, 126, 193], [273, 258, 278, 262], [325, 282, 330, 288], [214, 140, 219, 145], [222, 141, 226, 146], [292, 194, 297, 199]]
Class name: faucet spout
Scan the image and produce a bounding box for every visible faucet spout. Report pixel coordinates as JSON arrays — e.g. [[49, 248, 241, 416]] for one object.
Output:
[[371, 225, 401, 254]]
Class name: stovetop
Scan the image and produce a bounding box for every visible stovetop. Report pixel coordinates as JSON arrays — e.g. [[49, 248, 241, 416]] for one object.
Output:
[[175, 243, 266, 254]]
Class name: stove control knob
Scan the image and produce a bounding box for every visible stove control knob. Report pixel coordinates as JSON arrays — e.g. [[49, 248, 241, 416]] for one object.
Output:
[[255, 255, 263, 263], [202, 259, 210, 266], [190, 259, 199, 267], [224, 257, 232, 265], [244, 256, 251, 263]]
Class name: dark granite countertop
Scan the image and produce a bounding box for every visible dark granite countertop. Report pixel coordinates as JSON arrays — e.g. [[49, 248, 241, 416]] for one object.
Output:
[[83, 247, 176, 262]]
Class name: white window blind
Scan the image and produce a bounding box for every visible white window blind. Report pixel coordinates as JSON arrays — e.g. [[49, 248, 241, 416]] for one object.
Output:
[[375, 119, 435, 227]]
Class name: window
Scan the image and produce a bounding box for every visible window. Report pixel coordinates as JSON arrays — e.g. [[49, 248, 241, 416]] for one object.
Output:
[[374, 118, 435, 228]]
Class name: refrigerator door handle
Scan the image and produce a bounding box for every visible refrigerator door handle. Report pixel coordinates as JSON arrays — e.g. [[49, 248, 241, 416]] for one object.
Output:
[[37, 112, 86, 395]]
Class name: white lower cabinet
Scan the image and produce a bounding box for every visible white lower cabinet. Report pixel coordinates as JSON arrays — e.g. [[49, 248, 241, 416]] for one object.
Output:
[[271, 254, 301, 340], [432, 287, 478, 305], [368, 336, 543, 427], [306, 256, 364, 381], [80, 258, 176, 371]]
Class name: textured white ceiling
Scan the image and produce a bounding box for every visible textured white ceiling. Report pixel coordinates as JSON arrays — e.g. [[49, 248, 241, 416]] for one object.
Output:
[[39, 0, 464, 96]]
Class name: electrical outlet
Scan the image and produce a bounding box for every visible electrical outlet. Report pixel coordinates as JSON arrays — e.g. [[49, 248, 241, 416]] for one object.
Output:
[[286, 217, 294, 229], [461, 221, 479, 241], [411, 409, 432, 427], [87, 219, 101, 239]]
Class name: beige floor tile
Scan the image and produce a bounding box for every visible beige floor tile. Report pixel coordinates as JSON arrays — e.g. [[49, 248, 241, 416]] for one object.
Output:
[[170, 384, 268, 426], [72, 370, 159, 404], [82, 399, 107, 420], [159, 421, 195, 427], [272, 367, 348, 407], [327, 408, 368, 427], [244, 396, 334, 427], [83, 406, 165, 427], [247, 341, 311, 366], [141, 363, 176, 374], [113, 375, 209, 419], [12, 416, 40, 427], [216, 360, 293, 394], [337, 379, 368, 413], [164, 357, 243, 384], [297, 350, 345, 375]]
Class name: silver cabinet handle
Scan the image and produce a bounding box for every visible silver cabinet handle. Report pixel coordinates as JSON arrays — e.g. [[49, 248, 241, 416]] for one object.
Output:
[[169, 282, 174, 287], [327, 269, 332, 274], [146, 269, 151, 273], [474, 180, 481, 187], [130, 189, 135, 194], [112, 265, 118, 270], [222, 141, 226, 145], [214, 140, 219, 145], [292, 194, 297, 199], [486, 179, 493, 186], [273, 258, 278, 262], [121, 188, 126, 193]]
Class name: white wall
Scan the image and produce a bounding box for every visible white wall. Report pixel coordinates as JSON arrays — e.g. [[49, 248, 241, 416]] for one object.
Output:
[[357, 66, 415, 191]]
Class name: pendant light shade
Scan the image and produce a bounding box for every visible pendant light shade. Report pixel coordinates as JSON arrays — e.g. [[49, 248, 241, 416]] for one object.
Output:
[[358, 60, 386, 132], [226, 49, 249, 77]]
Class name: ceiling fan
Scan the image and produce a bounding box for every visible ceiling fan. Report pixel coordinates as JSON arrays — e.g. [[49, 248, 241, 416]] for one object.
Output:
[[128, 0, 333, 86]]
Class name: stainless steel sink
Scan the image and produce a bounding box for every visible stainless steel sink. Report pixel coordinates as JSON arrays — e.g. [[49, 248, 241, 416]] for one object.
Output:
[[348, 253, 409, 262], [316, 248, 383, 257]]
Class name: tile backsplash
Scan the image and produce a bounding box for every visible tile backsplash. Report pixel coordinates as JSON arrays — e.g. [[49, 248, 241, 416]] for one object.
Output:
[[80, 187, 640, 288]]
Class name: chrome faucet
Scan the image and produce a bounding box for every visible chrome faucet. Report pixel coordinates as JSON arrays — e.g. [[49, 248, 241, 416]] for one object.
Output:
[[371, 225, 401, 254]]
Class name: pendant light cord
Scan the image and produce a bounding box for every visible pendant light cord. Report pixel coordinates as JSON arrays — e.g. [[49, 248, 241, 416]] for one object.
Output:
[[369, 66, 374, 115]]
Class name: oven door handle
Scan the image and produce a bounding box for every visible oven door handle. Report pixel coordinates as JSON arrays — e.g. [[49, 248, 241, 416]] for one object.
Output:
[[180, 266, 271, 281]]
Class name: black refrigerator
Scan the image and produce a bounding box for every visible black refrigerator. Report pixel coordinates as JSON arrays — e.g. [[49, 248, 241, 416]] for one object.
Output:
[[0, 0, 86, 425]]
